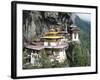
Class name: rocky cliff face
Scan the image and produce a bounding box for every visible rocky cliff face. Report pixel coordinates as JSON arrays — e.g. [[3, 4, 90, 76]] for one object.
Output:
[[23, 10, 73, 43]]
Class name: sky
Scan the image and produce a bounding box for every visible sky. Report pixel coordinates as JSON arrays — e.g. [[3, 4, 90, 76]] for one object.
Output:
[[76, 13, 91, 22]]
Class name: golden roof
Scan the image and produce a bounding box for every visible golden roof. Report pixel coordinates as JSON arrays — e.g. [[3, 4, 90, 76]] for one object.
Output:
[[45, 32, 59, 35], [41, 36, 63, 39]]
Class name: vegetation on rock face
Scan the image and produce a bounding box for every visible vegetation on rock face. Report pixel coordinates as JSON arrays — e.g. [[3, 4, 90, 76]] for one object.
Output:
[[39, 50, 52, 68], [66, 42, 90, 67]]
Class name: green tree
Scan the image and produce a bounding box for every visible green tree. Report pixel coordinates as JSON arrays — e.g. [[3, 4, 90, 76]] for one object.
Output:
[[68, 42, 90, 67], [39, 50, 52, 68], [72, 44, 85, 66]]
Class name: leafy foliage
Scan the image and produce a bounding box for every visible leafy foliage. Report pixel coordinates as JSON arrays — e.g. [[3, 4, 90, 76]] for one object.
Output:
[[67, 42, 90, 67], [39, 51, 52, 68]]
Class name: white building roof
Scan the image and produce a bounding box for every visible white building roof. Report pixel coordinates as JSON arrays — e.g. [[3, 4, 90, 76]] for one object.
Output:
[[25, 45, 45, 50], [25, 43, 68, 50]]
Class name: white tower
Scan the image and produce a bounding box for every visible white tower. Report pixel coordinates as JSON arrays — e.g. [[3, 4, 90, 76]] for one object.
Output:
[[70, 25, 80, 42]]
